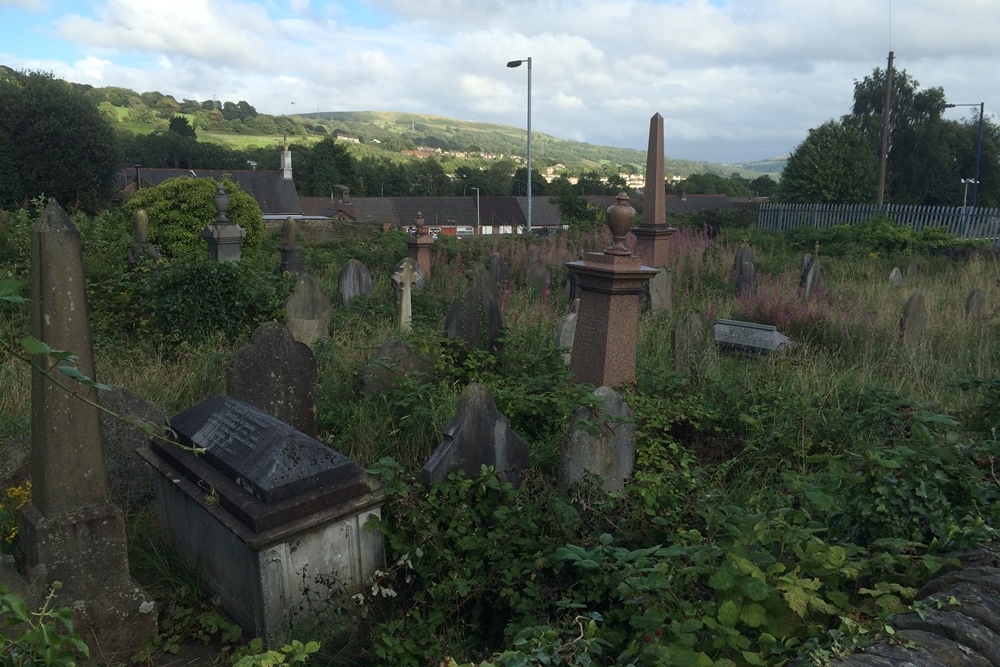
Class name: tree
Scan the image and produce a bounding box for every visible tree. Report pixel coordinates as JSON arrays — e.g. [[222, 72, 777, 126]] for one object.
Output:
[[776, 121, 877, 203], [295, 137, 360, 197], [168, 116, 196, 138], [0, 70, 121, 212], [749, 175, 778, 197]]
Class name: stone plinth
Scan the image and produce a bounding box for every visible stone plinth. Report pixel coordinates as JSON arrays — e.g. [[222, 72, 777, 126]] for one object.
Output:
[[566, 252, 657, 386], [633, 226, 677, 268], [406, 235, 434, 279]]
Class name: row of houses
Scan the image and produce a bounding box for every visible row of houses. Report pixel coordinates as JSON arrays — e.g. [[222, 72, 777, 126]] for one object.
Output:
[[117, 145, 748, 237]]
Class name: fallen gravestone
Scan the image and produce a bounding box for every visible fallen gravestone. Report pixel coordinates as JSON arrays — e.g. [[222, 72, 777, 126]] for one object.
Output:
[[358, 339, 429, 397], [672, 312, 706, 376], [227, 321, 318, 437], [647, 267, 672, 310], [421, 383, 529, 488], [445, 266, 504, 351], [98, 386, 166, 516], [558, 386, 635, 493], [889, 267, 903, 286], [140, 394, 384, 644], [713, 319, 793, 355], [965, 288, 986, 319], [899, 291, 927, 349], [338, 258, 373, 307], [284, 272, 332, 348], [554, 299, 580, 365]]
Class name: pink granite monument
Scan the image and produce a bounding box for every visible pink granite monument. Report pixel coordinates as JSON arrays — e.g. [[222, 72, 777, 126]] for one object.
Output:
[[405, 212, 434, 279], [632, 113, 677, 268], [567, 194, 657, 387]]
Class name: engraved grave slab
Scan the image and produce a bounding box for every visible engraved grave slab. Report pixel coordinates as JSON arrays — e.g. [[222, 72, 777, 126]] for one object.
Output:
[[713, 319, 793, 355]]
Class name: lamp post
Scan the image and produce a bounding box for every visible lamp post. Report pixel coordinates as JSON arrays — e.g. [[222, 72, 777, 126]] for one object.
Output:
[[507, 57, 532, 233], [470, 186, 480, 235], [944, 102, 985, 207]]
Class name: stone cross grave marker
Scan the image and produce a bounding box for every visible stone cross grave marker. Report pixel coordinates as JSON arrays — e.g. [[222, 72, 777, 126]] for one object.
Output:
[[227, 321, 318, 437], [899, 291, 927, 349], [284, 272, 332, 348], [338, 258, 373, 307], [558, 386, 635, 493], [672, 312, 706, 375], [713, 318, 793, 355], [392, 257, 421, 332]]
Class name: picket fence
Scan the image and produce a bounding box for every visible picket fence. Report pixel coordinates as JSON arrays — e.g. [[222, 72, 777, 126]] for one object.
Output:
[[757, 202, 1000, 240]]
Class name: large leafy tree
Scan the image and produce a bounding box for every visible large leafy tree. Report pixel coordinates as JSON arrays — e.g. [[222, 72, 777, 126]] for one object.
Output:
[[0, 70, 121, 212], [294, 137, 360, 197], [776, 121, 877, 203]]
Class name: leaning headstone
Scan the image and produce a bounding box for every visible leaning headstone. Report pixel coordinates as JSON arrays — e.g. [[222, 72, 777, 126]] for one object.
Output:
[[672, 312, 706, 376], [5, 201, 156, 655], [227, 321, 318, 437], [736, 261, 756, 298], [278, 216, 307, 277], [800, 252, 812, 275], [889, 267, 903, 286], [421, 383, 530, 487], [338, 258, 373, 307], [713, 319, 793, 355], [127, 208, 161, 266], [648, 267, 673, 310], [555, 299, 580, 365], [558, 386, 635, 493], [445, 267, 504, 351], [358, 339, 429, 397], [800, 256, 823, 298], [284, 273, 332, 348], [98, 386, 166, 516], [899, 291, 927, 349], [391, 257, 421, 332], [486, 253, 509, 286], [965, 288, 986, 319], [524, 247, 549, 292]]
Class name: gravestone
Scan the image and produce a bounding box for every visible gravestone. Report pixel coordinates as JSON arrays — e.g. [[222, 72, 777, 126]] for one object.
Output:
[[445, 267, 504, 351], [391, 256, 425, 303], [565, 272, 580, 303], [555, 299, 580, 365], [391, 257, 421, 332], [800, 252, 812, 275], [733, 243, 753, 280], [227, 321, 318, 438], [4, 201, 156, 655], [672, 312, 706, 376], [278, 216, 307, 277], [201, 182, 246, 263], [647, 267, 672, 310], [558, 386, 635, 493], [284, 272, 332, 348], [421, 383, 529, 488], [127, 208, 161, 266], [524, 247, 549, 292], [899, 291, 927, 349], [140, 394, 384, 644], [713, 319, 793, 355], [889, 267, 903, 286], [338, 258, 373, 307], [800, 255, 823, 298], [965, 288, 986, 319], [736, 261, 757, 298], [358, 339, 429, 397], [906, 257, 919, 281], [487, 253, 508, 286], [98, 385, 166, 516]]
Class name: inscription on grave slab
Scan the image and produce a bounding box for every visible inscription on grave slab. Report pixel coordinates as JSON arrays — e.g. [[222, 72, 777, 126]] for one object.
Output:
[[713, 319, 792, 354], [169, 395, 357, 504]]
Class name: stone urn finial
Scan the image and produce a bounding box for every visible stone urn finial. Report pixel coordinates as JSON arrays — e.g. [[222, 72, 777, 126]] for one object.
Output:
[[414, 212, 426, 237], [213, 182, 231, 223], [604, 192, 635, 256]]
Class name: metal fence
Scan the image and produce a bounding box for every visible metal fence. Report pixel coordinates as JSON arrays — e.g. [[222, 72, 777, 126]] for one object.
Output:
[[757, 203, 1000, 240]]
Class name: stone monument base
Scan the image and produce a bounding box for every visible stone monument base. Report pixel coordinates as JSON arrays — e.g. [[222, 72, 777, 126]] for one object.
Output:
[[632, 225, 676, 268]]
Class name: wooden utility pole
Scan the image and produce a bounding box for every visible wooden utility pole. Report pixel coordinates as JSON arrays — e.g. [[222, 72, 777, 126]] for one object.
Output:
[[876, 51, 894, 207]]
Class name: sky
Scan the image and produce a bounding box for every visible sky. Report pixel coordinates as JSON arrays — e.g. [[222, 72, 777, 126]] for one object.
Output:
[[2, 0, 999, 165]]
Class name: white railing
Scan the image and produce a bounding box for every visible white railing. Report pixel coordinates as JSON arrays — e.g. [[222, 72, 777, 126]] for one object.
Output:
[[757, 203, 1000, 240]]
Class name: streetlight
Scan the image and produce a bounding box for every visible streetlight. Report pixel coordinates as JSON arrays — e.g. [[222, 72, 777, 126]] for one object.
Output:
[[961, 178, 979, 208], [944, 102, 985, 207], [507, 57, 532, 233], [469, 186, 480, 235]]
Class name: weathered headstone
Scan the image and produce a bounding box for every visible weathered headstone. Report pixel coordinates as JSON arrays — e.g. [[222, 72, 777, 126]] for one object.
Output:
[[227, 321, 318, 437], [338, 258, 373, 307], [555, 299, 580, 365], [889, 267, 903, 286], [127, 208, 161, 266], [358, 339, 429, 397], [736, 260, 757, 298], [905, 257, 919, 281], [201, 182, 246, 263], [98, 385, 166, 516], [733, 243, 753, 280], [800, 252, 812, 275], [672, 312, 706, 376], [421, 383, 530, 487], [284, 272, 332, 348], [899, 291, 927, 349], [524, 247, 549, 292], [392, 257, 421, 332], [140, 394, 384, 644], [965, 288, 986, 319], [648, 267, 673, 310], [558, 386, 635, 493], [800, 255, 823, 298], [391, 256, 426, 303], [713, 319, 793, 355], [444, 267, 504, 351], [486, 253, 508, 286], [6, 201, 156, 654], [278, 216, 307, 277]]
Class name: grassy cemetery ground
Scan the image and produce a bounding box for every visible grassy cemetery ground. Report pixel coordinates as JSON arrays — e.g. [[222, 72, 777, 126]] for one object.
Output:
[[1, 206, 999, 666]]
